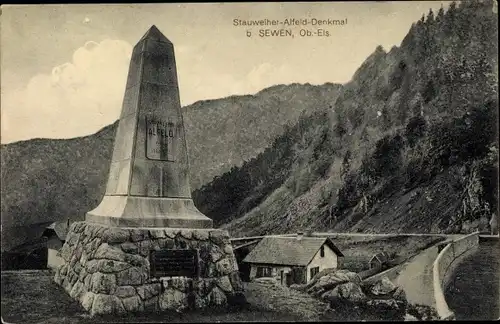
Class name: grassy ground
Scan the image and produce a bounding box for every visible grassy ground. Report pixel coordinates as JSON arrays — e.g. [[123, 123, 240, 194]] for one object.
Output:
[[244, 280, 329, 321], [245, 281, 409, 322]]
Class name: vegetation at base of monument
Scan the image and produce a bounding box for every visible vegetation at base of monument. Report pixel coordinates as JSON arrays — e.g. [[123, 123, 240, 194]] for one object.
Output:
[[1, 270, 380, 323], [194, 0, 499, 236], [0, 271, 293, 323]]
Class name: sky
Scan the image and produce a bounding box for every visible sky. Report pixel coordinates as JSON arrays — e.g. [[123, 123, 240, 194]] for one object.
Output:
[[1, 1, 453, 144]]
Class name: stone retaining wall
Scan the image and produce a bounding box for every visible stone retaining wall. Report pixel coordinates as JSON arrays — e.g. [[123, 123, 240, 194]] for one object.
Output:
[[361, 262, 407, 285], [432, 232, 479, 320], [54, 222, 244, 316]]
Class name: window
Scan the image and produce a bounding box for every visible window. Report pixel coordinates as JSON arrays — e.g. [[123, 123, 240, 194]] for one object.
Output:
[[256, 266, 273, 278], [320, 245, 325, 257], [310, 267, 320, 280]]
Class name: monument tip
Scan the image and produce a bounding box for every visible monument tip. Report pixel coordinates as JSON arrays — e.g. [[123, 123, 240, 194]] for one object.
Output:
[[140, 25, 173, 44]]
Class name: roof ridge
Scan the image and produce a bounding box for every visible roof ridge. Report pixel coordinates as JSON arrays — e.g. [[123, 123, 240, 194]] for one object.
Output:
[[243, 236, 344, 266], [303, 237, 328, 265]]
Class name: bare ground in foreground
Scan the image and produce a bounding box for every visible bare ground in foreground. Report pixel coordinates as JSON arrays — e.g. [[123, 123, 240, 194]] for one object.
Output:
[[1, 270, 308, 324], [2, 270, 374, 323]]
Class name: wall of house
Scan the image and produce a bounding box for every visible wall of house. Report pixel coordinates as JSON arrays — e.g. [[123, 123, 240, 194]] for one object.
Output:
[[306, 244, 338, 282], [249, 264, 258, 279], [46, 236, 64, 270], [249, 264, 292, 284], [47, 248, 65, 270], [370, 258, 382, 269]]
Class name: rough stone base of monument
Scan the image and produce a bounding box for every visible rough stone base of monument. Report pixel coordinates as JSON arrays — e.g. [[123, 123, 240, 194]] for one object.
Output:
[[54, 222, 244, 316]]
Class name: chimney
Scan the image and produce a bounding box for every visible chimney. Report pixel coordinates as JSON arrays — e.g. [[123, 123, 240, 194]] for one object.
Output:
[[296, 232, 304, 240]]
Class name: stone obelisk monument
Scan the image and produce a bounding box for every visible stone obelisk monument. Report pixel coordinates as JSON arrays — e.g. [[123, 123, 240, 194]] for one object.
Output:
[[54, 26, 244, 316], [86, 25, 212, 229]]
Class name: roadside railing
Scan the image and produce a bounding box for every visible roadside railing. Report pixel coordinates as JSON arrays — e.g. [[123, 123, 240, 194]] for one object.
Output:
[[432, 231, 479, 320]]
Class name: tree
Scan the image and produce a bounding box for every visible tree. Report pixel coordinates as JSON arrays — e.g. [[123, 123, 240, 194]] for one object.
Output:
[[389, 60, 407, 92], [375, 45, 385, 53], [427, 8, 435, 24], [449, 1, 457, 12], [444, 1, 458, 36], [437, 5, 445, 23], [405, 115, 427, 147], [423, 80, 437, 104], [341, 150, 352, 179]]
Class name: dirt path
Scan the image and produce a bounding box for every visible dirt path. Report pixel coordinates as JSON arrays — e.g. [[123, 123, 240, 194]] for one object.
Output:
[[394, 245, 441, 307]]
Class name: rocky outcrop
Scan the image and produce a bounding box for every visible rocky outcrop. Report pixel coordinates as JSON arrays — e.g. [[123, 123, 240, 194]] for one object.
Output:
[[321, 282, 367, 303], [369, 276, 397, 296], [306, 269, 362, 297], [54, 222, 245, 316], [293, 268, 422, 320]]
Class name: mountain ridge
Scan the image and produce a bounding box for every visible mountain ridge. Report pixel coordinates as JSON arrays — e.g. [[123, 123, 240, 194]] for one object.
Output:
[[196, 0, 499, 237], [1, 82, 342, 250], [1, 0, 497, 250]]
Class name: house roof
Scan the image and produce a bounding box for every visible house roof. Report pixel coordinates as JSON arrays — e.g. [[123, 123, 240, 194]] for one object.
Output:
[[243, 236, 344, 266], [46, 220, 75, 241], [369, 252, 390, 264]]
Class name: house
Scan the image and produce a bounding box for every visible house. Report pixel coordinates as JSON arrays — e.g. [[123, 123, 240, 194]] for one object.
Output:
[[1, 221, 55, 270], [243, 233, 344, 286], [43, 220, 72, 270], [369, 251, 390, 269]]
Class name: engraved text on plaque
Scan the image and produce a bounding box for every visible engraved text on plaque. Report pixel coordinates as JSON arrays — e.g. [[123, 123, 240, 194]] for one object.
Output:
[[146, 118, 176, 161], [150, 249, 198, 278]]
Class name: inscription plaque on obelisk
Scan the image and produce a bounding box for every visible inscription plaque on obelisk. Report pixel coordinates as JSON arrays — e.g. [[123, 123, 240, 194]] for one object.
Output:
[[146, 118, 176, 161], [85, 25, 212, 228]]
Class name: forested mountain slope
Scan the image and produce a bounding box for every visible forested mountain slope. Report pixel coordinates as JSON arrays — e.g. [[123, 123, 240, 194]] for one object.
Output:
[[193, 1, 498, 236]]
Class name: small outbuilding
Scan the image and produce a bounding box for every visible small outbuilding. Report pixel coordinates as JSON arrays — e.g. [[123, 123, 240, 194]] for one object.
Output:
[[369, 251, 390, 270], [243, 233, 344, 286], [43, 220, 72, 270]]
